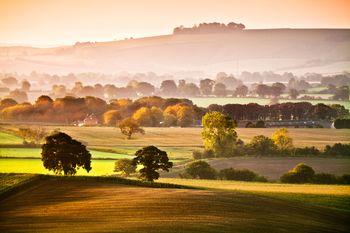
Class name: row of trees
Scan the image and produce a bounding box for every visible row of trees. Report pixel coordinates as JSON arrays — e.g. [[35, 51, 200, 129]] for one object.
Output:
[[173, 22, 245, 34], [1, 95, 347, 126], [180, 160, 350, 184], [200, 111, 350, 158]]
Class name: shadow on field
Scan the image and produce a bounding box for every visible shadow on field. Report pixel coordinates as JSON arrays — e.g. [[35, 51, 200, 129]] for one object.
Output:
[[0, 178, 349, 233]]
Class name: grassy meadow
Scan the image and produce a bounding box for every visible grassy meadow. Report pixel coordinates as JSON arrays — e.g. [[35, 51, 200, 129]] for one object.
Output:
[[190, 97, 350, 109], [0, 174, 349, 233], [0, 126, 349, 178]]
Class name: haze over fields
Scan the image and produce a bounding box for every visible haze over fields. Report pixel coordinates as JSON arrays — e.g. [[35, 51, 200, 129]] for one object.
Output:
[[1, 29, 349, 75]]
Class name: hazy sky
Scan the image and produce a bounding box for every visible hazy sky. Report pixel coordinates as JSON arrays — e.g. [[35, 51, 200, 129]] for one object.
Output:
[[1, 0, 350, 47]]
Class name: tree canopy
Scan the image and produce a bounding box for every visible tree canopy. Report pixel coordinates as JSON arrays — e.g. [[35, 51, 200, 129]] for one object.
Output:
[[41, 132, 92, 175]]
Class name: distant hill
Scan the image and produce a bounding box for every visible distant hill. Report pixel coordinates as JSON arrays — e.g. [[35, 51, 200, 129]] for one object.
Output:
[[0, 29, 349, 75]]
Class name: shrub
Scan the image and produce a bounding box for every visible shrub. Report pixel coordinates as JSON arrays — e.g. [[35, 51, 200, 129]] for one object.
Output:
[[192, 150, 215, 160], [248, 135, 277, 156], [339, 174, 350, 184], [280, 163, 315, 183], [219, 168, 267, 182], [324, 143, 350, 156], [313, 173, 338, 184], [294, 146, 321, 156], [334, 119, 350, 129], [184, 160, 217, 179], [114, 158, 136, 177]]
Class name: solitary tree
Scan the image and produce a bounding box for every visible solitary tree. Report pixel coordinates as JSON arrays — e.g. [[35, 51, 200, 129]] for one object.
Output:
[[118, 117, 145, 139], [114, 158, 136, 177], [202, 111, 237, 157], [184, 160, 217, 179], [132, 146, 173, 181], [271, 128, 293, 152], [41, 132, 91, 175]]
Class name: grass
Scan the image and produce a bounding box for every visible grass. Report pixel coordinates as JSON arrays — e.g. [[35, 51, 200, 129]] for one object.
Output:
[[158, 178, 350, 212], [0, 173, 37, 195], [0, 147, 132, 160], [0, 174, 349, 233], [2, 126, 349, 153], [0, 131, 23, 145], [190, 97, 350, 109]]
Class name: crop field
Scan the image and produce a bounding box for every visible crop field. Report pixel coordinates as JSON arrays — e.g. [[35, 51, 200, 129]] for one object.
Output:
[[2, 125, 350, 150], [0, 176, 349, 233], [190, 97, 350, 109]]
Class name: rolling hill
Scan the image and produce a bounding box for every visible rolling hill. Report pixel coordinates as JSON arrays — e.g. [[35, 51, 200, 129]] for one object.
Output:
[[0, 29, 349, 75]]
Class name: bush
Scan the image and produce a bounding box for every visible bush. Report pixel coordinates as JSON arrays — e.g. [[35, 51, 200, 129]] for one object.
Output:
[[339, 174, 350, 184], [280, 163, 315, 183], [324, 143, 350, 156], [247, 135, 277, 156], [313, 173, 338, 184], [192, 150, 215, 160], [219, 168, 267, 182], [184, 160, 217, 179], [294, 146, 321, 156], [334, 119, 350, 129]]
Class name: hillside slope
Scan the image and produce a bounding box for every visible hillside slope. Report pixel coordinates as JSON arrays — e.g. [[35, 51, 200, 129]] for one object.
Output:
[[0, 29, 349, 75]]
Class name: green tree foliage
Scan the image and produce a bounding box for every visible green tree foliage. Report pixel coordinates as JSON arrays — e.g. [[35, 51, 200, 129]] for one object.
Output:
[[41, 132, 91, 175], [202, 111, 237, 157], [324, 143, 350, 156], [132, 146, 173, 182], [280, 163, 315, 183], [114, 158, 136, 177], [118, 118, 145, 139], [248, 135, 276, 156], [184, 160, 217, 179], [219, 168, 267, 182]]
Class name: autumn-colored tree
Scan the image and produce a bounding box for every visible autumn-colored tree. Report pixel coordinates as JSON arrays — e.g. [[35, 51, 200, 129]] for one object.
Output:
[[20, 80, 31, 92], [0, 98, 17, 110], [202, 111, 237, 157], [271, 128, 294, 152], [132, 107, 153, 126], [103, 110, 122, 126], [118, 117, 145, 139]]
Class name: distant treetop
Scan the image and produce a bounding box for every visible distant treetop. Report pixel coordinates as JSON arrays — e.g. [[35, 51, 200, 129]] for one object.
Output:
[[173, 22, 245, 34]]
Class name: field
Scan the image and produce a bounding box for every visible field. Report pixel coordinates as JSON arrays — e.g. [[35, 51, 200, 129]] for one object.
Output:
[[0, 175, 349, 233], [190, 97, 350, 110], [1, 127, 349, 178]]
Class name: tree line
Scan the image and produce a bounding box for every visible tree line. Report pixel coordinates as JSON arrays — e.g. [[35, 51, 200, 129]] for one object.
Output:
[[0, 95, 348, 127]]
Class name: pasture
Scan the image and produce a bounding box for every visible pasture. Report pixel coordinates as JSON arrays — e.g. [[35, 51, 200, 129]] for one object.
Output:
[[0, 175, 349, 233], [190, 97, 350, 109]]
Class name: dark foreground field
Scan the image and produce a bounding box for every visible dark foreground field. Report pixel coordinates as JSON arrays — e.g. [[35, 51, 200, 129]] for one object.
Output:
[[0, 177, 349, 233]]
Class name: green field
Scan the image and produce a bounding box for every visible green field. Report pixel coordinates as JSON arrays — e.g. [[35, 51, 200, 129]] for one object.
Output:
[[0, 175, 349, 233], [0, 131, 23, 145], [190, 97, 350, 109]]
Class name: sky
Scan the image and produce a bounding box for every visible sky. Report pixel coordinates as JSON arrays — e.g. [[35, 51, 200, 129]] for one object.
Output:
[[1, 0, 350, 47]]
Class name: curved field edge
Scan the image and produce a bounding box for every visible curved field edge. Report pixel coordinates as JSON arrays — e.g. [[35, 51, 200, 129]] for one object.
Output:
[[0, 174, 349, 233], [158, 178, 350, 212]]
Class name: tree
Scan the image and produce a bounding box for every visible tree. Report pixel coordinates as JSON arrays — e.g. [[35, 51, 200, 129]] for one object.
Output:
[[234, 85, 248, 97], [215, 73, 242, 90], [132, 146, 173, 181], [213, 83, 227, 97], [114, 158, 136, 177], [199, 79, 215, 96], [18, 127, 48, 144], [271, 128, 293, 152], [103, 110, 122, 126], [280, 163, 315, 183], [118, 117, 145, 139], [6, 89, 28, 103], [248, 135, 276, 156], [160, 80, 177, 96], [0, 98, 17, 110], [1, 77, 18, 88], [289, 88, 299, 99], [135, 82, 155, 96], [202, 111, 237, 157], [333, 86, 349, 101], [184, 160, 217, 179], [21, 80, 31, 92], [41, 132, 92, 175], [132, 107, 153, 126]]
